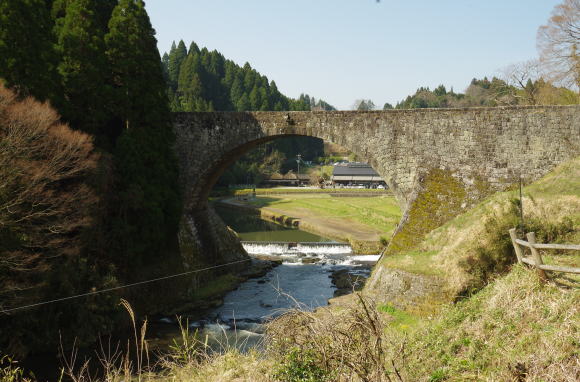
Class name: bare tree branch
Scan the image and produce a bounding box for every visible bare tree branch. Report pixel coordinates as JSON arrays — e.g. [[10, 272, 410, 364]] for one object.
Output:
[[537, 0, 580, 91]]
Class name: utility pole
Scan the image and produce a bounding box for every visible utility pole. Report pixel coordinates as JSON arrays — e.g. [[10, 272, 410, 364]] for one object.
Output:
[[296, 154, 302, 186], [296, 154, 301, 175]]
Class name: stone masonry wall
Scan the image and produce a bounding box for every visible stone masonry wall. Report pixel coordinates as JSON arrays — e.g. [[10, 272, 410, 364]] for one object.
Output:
[[172, 106, 580, 264]]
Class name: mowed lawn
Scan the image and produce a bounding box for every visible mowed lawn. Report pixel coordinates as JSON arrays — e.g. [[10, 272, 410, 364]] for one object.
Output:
[[248, 194, 402, 236]]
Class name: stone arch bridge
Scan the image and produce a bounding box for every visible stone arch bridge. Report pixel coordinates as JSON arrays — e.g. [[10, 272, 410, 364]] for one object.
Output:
[[172, 106, 580, 267]]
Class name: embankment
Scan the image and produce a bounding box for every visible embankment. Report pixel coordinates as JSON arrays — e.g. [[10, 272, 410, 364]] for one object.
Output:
[[215, 197, 388, 254]]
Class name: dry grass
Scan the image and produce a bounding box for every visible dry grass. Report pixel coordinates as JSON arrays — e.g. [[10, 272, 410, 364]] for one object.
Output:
[[60, 299, 150, 382], [419, 156, 580, 295], [267, 293, 405, 382], [395, 266, 580, 381], [152, 350, 274, 382], [264, 266, 579, 382]]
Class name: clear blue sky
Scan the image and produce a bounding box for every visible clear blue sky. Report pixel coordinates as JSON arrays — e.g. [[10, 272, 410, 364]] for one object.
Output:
[[146, 0, 559, 110]]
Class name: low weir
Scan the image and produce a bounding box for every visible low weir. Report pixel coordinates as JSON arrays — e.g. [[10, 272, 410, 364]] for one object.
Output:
[[241, 241, 353, 255]]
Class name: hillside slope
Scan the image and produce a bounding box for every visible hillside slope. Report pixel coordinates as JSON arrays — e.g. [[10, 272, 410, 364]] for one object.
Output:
[[371, 156, 580, 299], [148, 159, 580, 382]]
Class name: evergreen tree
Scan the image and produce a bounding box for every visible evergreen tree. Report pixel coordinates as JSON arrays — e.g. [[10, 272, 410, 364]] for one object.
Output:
[[53, 0, 112, 140], [105, 0, 181, 266], [168, 40, 187, 90], [230, 76, 244, 106], [237, 93, 250, 111], [158, 38, 331, 185], [0, 0, 60, 103], [161, 52, 170, 82]]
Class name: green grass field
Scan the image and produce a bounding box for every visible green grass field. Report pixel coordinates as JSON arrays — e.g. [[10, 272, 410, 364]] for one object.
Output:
[[233, 187, 392, 195], [247, 193, 402, 236]]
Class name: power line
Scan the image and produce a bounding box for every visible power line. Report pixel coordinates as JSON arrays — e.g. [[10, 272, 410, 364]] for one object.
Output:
[[0, 258, 252, 314]]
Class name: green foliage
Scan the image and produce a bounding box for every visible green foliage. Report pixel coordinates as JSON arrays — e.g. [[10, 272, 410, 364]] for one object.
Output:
[[0, 355, 33, 382], [396, 84, 466, 109], [457, 203, 519, 295], [53, 0, 112, 140], [0, 0, 182, 356], [316, 155, 344, 165], [458, 200, 576, 295], [160, 40, 333, 186], [274, 348, 332, 382], [0, 0, 61, 102], [105, 0, 181, 267], [377, 303, 420, 330], [396, 76, 579, 109], [353, 99, 375, 110], [168, 317, 206, 365], [168, 40, 187, 90], [428, 368, 448, 381], [379, 235, 389, 247]]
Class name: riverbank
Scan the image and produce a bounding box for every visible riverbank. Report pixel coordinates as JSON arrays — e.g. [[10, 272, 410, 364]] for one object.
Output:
[[163, 257, 282, 318], [9, 158, 578, 381], [216, 192, 402, 254], [146, 250, 376, 358], [169, 156, 578, 382]]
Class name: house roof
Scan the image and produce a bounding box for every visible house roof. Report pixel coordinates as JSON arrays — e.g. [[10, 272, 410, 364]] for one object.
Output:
[[332, 163, 379, 177]]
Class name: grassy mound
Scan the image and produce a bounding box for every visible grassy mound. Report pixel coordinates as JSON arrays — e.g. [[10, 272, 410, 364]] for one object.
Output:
[[267, 266, 578, 382], [378, 156, 580, 296], [396, 266, 579, 381]]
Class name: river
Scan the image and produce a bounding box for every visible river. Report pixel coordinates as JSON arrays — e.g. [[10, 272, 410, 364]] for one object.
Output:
[[148, 205, 379, 353], [23, 205, 379, 379]]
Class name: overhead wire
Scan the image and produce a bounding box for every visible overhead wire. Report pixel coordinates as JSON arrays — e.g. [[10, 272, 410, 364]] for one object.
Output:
[[0, 258, 252, 314]]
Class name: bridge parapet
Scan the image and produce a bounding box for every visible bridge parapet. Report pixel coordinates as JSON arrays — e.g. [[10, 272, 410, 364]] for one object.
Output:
[[172, 106, 580, 263]]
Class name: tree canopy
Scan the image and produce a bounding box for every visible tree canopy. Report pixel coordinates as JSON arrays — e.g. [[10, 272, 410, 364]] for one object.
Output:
[[537, 0, 580, 91], [161, 40, 336, 186], [0, 0, 182, 355]]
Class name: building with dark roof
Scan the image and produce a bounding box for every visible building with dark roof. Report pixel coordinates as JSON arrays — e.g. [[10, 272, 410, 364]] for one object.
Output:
[[262, 171, 310, 186], [331, 162, 386, 187]]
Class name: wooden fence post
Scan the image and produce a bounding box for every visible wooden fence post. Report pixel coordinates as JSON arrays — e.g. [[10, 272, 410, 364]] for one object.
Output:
[[508, 228, 523, 263], [526, 232, 547, 281]]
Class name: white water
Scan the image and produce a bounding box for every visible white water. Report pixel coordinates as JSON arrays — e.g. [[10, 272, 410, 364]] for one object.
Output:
[[242, 241, 353, 255], [156, 243, 378, 353]]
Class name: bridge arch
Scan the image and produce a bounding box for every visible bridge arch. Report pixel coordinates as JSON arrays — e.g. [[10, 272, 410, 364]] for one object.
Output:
[[172, 107, 580, 268], [191, 133, 392, 211]]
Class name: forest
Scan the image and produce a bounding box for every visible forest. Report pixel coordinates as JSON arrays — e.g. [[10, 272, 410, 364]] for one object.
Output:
[[0, 0, 332, 356], [389, 75, 579, 110], [0, 0, 186, 355], [161, 39, 335, 185]]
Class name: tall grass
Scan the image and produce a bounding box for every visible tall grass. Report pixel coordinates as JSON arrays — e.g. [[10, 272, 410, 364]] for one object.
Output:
[[268, 293, 404, 382], [0, 355, 34, 382], [60, 299, 149, 382]]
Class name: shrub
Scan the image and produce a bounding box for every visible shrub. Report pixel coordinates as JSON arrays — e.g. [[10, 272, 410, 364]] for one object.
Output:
[[268, 293, 404, 382], [274, 348, 332, 382], [0, 84, 102, 355], [457, 198, 576, 296]]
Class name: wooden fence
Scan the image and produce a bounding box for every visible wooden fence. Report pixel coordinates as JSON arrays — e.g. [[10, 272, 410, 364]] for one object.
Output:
[[508, 228, 580, 280]]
